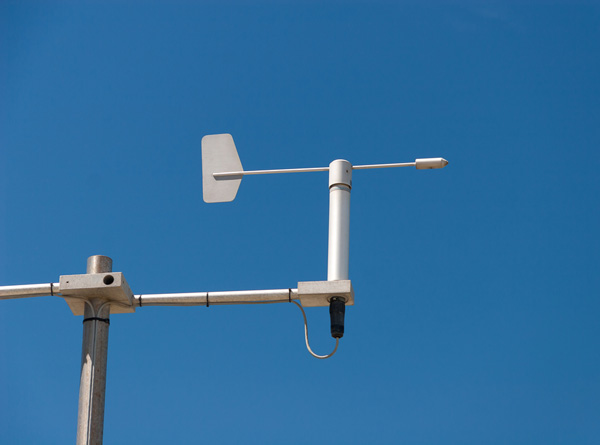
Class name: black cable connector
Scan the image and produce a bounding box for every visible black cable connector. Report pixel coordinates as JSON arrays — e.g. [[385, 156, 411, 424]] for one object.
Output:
[[329, 297, 346, 339]]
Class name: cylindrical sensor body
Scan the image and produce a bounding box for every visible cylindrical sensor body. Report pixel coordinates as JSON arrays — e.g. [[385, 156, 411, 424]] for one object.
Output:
[[327, 159, 352, 281]]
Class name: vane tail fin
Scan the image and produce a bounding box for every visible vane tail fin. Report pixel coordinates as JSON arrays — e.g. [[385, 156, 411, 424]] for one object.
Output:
[[202, 134, 243, 203]]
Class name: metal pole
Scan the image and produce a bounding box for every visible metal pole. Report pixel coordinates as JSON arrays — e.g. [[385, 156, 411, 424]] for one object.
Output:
[[76, 255, 112, 445], [327, 160, 352, 281]]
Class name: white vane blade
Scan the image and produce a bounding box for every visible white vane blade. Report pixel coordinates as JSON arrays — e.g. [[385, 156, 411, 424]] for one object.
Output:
[[202, 134, 244, 203]]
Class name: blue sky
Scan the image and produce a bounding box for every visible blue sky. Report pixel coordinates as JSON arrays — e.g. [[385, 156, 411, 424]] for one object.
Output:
[[1, 2, 599, 444]]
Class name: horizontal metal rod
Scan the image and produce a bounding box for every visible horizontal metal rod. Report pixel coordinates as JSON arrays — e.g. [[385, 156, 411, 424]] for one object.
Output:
[[135, 288, 299, 307], [0, 283, 61, 300], [352, 162, 415, 170], [214, 162, 420, 178], [214, 167, 328, 178]]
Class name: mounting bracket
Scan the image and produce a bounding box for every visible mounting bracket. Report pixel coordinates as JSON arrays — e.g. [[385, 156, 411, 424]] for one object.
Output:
[[60, 272, 135, 315]]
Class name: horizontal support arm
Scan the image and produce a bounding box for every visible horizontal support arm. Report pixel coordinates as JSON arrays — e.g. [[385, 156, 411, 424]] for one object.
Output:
[[135, 288, 299, 307], [0, 283, 61, 300], [1, 280, 353, 309]]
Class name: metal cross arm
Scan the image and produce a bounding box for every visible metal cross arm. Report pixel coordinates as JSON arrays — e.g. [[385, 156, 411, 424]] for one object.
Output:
[[135, 281, 353, 308], [0, 277, 354, 311]]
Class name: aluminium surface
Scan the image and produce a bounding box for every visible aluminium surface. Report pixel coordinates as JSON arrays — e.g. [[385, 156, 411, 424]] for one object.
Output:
[[60, 272, 135, 315]]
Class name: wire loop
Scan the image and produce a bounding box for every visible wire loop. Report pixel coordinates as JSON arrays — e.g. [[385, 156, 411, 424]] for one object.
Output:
[[290, 300, 339, 359]]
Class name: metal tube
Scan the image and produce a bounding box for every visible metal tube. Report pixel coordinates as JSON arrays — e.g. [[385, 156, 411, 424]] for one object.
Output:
[[77, 255, 112, 445], [0, 283, 60, 300], [134, 288, 299, 306], [352, 162, 415, 170], [87, 256, 113, 275], [214, 166, 328, 178], [213, 158, 444, 178], [327, 160, 352, 281]]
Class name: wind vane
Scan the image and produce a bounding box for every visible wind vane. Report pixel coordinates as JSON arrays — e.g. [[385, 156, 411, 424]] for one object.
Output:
[[1, 133, 448, 444]]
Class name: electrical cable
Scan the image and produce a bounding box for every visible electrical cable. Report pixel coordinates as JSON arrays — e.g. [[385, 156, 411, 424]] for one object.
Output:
[[290, 300, 339, 359]]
